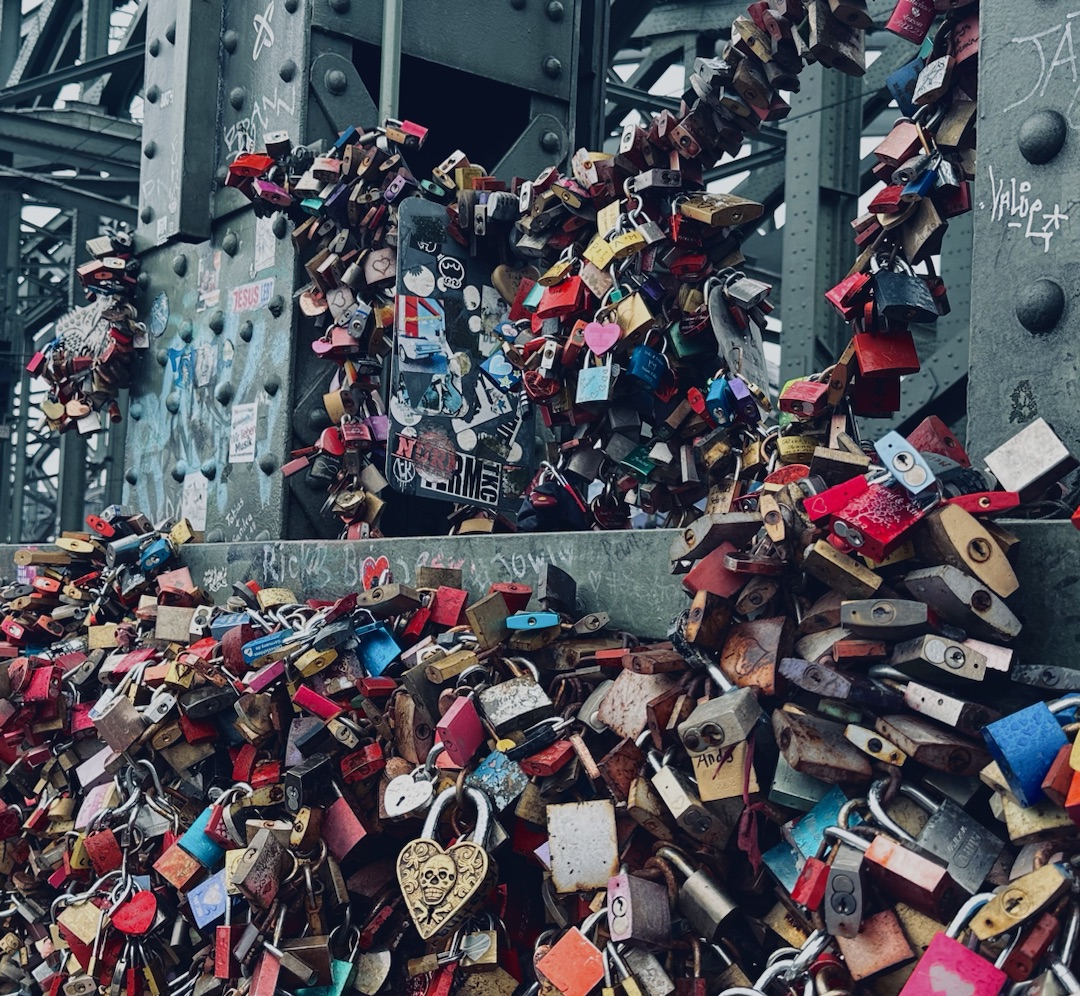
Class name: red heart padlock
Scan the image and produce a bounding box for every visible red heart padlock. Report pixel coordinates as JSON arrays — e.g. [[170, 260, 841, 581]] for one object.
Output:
[[111, 889, 158, 936]]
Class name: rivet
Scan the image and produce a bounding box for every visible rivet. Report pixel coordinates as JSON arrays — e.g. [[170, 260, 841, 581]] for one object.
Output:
[[201, 460, 217, 481], [125, 469, 138, 485], [285, 0, 298, 10], [1019, 108, 1067, 164], [264, 375, 280, 396], [267, 294, 285, 318], [272, 213, 288, 239], [129, 402, 143, 421], [540, 131, 561, 153], [143, 141, 156, 159], [239, 321, 254, 342], [222, 230, 240, 256], [546, 1, 564, 20], [229, 86, 246, 109], [1016, 278, 1065, 333], [205, 528, 225, 543], [542, 56, 562, 79], [148, 38, 160, 57], [155, 349, 168, 368], [279, 60, 296, 82], [329, 0, 350, 11], [172, 254, 187, 276], [166, 393, 181, 415], [222, 29, 238, 53], [136, 272, 149, 289], [140, 206, 154, 223], [171, 461, 187, 483], [510, 0, 525, 8], [145, 85, 160, 103], [215, 382, 234, 405], [259, 454, 277, 475], [325, 69, 348, 95], [165, 22, 176, 45], [209, 310, 225, 334], [310, 408, 332, 431], [179, 319, 194, 343]]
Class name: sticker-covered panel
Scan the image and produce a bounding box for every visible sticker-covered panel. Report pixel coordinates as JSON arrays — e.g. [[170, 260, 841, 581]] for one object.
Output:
[[386, 199, 534, 515]]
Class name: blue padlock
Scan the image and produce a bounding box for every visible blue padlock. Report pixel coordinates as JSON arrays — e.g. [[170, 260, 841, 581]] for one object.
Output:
[[902, 165, 938, 203], [885, 56, 924, 117], [705, 376, 734, 426], [186, 869, 229, 929], [874, 430, 937, 496], [982, 694, 1080, 806], [506, 611, 561, 631], [211, 612, 250, 640], [355, 621, 401, 677], [242, 629, 294, 667], [522, 281, 545, 312], [139, 536, 173, 573], [464, 749, 528, 811], [626, 344, 666, 391], [177, 806, 227, 868], [761, 840, 802, 895]]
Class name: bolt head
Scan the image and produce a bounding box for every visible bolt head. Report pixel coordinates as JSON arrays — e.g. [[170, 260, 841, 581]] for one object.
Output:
[[542, 56, 562, 78], [540, 130, 561, 154], [1019, 109, 1067, 164], [1016, 278, 1065, 334]]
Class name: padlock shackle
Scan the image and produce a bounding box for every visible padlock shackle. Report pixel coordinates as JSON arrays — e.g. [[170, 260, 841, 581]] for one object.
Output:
[[945, 893, 996, 939], [867, 779, 916, 844], [655, 845, 696, 880], [420, 785, 491, 845], [1049, 694, 1080, 715], [823, 827, 870, 853]]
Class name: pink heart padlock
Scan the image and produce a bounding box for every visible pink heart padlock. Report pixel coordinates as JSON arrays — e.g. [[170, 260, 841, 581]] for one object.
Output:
[[582, 321, 621, 355], [111, 889, 158, 936]]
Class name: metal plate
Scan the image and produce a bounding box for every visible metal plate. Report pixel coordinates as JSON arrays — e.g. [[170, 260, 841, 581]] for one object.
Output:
[[124, 208, 294, 540], [968, 0, 1080, 461], [314, 0, 577, 101], [138, 0, 223, 245]]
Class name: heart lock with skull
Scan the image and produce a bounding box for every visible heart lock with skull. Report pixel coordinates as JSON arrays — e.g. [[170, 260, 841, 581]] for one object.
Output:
[[396, 785, 496, 940]]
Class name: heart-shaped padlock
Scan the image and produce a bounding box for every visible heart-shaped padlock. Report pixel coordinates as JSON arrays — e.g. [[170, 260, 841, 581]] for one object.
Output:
[[583, 320, 621, 355], [111, 889, 158, 936], [397, 785, 495, 939]]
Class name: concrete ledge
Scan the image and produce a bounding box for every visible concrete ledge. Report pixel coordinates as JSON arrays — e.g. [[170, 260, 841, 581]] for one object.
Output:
[[1, 529, 687, 640], [3, 520, 1077, 654]]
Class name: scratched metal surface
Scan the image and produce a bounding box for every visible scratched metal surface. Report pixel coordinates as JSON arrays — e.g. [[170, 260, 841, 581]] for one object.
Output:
[[968, 0, 1080, 462], [124, 0, 312, 541]]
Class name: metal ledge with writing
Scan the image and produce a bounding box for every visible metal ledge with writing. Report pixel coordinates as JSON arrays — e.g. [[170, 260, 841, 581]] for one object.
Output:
[[3, 522, 1080, 658]]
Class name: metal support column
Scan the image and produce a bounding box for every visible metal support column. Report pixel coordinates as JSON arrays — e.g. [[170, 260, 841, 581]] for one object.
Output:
[[779, 65, 862, 382], [967, 0, 1078, 461], [0, 0, 20, 543], [377, 0, 403, 125], [80, 0, 111, 77], [56, 209, 90, 534]]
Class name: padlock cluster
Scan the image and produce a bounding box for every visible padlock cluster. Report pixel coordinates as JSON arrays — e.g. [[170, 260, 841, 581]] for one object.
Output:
[[214, 0, 906, 535], [814, 0, 978, 418], [5, 392, 1080, 995], [27, 230, 146, 436]]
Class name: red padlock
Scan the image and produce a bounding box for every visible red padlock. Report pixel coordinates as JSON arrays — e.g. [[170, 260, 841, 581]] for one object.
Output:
[[885, 0, 936, 43], [831, 483, 926, 561]]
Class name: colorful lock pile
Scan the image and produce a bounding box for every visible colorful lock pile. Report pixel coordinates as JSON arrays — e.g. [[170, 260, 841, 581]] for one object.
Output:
[[16, 0, 1080, 993], [3, 388, 1080, 995], [28, 230, 147, 437], [177, 0, 978, 537]]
